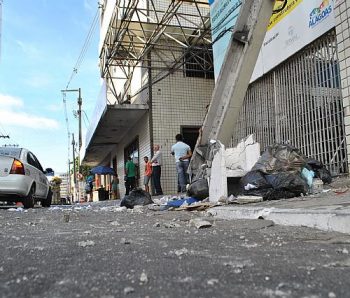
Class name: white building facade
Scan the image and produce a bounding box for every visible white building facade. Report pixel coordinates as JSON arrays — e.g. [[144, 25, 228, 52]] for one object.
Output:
[[81, 0, 350, 198], [81, 0, 215, 196]]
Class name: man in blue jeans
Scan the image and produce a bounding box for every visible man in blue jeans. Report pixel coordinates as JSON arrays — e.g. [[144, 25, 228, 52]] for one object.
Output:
[[171, 134, 192, 193]]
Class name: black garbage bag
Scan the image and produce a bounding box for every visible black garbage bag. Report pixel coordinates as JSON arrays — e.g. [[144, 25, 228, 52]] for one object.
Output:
[[265, 172, 308, 194], [240, 170, 270, 190], [187, 178, 209, 200], [252, 144, 307, 174], [242, 172, 307, 200], [306, 159, 332, 184], [244, 188, 299, 200], [120, 188, 153, 209], [316, 168, 332, 184], [240, 143, 332, 200]]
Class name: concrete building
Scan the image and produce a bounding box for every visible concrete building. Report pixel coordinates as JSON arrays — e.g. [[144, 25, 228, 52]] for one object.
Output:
[[81, 0, 215, 196], [81, 0, 350, 198], [334, 0, 350, 174], [229, 0, 348, 176]]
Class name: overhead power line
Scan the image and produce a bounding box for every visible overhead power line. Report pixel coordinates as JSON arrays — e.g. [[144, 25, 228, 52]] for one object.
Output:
[[82, 110, 90, 129], [65, 8, 100, 90], [62, 6, 100, 171]]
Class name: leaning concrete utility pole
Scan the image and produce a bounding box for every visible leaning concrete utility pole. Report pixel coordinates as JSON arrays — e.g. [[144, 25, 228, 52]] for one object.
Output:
[[200, 0, 275, 147]]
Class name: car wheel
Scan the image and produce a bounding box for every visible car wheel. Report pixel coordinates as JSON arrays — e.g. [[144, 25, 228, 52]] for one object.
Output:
[[42, 188, 52, 207], [23, 186, 35, 209]]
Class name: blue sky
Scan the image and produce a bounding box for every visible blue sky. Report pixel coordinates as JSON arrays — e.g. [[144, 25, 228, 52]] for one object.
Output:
[[0, 0, 101, 174]]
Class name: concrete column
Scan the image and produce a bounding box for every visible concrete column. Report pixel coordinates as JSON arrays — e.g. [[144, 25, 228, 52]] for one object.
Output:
[[334, 0, 350, 170]]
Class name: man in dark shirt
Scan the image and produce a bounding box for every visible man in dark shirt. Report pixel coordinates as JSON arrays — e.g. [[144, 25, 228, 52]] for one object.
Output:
[[125, 156, 136, 195]]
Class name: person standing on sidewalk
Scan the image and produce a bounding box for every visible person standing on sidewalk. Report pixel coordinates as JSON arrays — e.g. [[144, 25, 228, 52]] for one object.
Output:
[[111, 174, 119, 199], [150, 144, 163, 196], [85, 171, 95, 202], [171, 134, 192, 193], [125, 157, 136, 195], [143, 156, 152, 193]]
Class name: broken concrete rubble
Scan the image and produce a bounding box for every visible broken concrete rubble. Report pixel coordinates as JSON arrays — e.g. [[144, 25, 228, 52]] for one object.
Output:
[[209, 135, 260, 202], [189, 218, 212, 229]]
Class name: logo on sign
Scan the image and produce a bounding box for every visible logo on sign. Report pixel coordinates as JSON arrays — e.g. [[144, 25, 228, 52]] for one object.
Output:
[[309, 0, 332, 28], [285, 26, 299, 48]]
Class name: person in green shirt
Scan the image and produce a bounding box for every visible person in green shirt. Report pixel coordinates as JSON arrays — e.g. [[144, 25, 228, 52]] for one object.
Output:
[[125, 156, 136, 195]]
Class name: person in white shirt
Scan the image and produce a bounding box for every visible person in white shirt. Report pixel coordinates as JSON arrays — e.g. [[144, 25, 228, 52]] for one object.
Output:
[[150, 144, 163, 196], [171, 134, 192, 193]]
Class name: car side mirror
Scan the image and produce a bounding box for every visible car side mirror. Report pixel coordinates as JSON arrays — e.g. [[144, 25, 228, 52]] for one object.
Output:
[[44, 168, 54, 175]]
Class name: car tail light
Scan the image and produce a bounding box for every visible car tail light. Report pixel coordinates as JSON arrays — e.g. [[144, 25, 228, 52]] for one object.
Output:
[[10, 159, 25, 175]]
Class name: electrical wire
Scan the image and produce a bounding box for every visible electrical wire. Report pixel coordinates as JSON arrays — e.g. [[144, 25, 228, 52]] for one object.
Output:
[[65, 8, 99, 90], [62, 6, 100, 170], [62, 92, 71, 168], [211, 1, 242, 35], [82, 110, 90, 128]]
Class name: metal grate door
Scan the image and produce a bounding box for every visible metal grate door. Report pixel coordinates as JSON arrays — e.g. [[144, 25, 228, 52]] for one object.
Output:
[[233, 30, 347, 175]]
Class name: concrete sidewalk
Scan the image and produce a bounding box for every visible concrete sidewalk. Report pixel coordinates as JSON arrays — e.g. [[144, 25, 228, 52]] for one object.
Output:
[[207, 193, 350, 234]]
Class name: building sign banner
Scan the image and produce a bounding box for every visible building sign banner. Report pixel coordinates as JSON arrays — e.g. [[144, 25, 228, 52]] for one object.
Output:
[[210, 0, 336, 82], [209, 0, 242, 80]]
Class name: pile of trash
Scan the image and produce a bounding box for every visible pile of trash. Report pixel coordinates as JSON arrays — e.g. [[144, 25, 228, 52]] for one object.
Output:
[[120, 184, 210, 210], [240, 144, 332, 200], [149, 178, 210, 210]]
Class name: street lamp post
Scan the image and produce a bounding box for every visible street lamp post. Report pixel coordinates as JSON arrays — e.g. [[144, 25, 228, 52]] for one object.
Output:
[[77, 88, 82, 151]]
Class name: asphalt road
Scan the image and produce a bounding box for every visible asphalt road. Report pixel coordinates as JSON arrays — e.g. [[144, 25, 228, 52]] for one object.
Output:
[[0, 201, 350, 298]]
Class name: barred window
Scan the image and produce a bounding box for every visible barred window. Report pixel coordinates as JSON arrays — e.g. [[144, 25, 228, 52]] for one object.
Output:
[[184, 48, 214, 79]]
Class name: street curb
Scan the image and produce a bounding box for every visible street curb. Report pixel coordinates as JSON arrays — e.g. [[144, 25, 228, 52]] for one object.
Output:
[[208, 206, 350, 235]]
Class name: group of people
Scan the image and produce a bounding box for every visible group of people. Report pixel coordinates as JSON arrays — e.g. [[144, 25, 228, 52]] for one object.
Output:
[[125, 133, 192, 196], [85, 133, 193, 200], [84, 171, 119, 202], [124, 144, 164, 196]]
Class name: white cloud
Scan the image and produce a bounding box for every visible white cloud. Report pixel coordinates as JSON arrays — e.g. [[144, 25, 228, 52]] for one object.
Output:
[[0, 94, 59, 130], [0, 110, 59, 130], [0, 94, 23, 107]]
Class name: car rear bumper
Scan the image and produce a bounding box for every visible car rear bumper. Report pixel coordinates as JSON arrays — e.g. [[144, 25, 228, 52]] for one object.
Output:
[[0, 175, 31, 199]]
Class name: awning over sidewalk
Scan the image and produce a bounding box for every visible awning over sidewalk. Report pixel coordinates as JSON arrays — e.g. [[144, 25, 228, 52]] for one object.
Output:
[[81, 104, 148, 166]]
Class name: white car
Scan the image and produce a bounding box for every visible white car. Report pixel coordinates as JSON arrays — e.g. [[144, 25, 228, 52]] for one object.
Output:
[[0, 147, 52, 208]]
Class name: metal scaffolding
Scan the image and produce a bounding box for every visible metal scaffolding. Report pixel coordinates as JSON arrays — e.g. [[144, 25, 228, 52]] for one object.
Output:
[[99, 0, 213, 104]]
